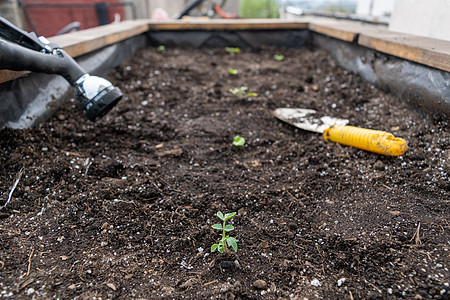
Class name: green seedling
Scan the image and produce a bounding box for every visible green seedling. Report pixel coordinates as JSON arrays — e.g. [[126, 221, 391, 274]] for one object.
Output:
[[228, 68, 239, 75], [229, 86, 258, 98], [233, 136, 245, 147], [157, 45, 166, 53], [211, 211, 237, 253], [274, 54, 284, 61], [225, 47, 241, 55]]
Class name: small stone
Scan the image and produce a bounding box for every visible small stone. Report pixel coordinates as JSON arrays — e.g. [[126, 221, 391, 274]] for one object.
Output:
[[26, 288, 35, 295], [105, 283, 117, 291], [220, 260, 235, 269], [253, 279, 267, 290], [374, 160, 385, 171], [311, 279, 321, 287], [68, 284, 76, 290]]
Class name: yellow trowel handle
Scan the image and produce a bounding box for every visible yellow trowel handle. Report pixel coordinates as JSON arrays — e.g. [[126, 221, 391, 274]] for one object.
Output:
[[323, 125, 407, 156]]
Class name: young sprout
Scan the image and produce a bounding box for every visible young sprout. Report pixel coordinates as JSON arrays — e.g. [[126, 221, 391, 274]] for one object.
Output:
[[211, 211, 238, 253], [274, 54, 284, 61], [233, 136, 245, 147], [225, 47, 241, 55], [228, 68, 239, 75], [157, 45, 166, 53], [229, 86, 258, 98]]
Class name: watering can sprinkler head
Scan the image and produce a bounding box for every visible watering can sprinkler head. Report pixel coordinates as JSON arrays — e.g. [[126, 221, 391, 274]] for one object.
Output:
[[0, 16, 122, 122], [74, 74, 123, 121]]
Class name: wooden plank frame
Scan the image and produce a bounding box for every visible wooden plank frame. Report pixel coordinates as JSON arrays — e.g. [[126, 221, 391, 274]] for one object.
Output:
[[1, 18, 450, 84]]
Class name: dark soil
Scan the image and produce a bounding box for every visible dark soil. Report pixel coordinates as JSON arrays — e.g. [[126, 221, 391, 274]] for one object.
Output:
[[1, 46, 449, 299]]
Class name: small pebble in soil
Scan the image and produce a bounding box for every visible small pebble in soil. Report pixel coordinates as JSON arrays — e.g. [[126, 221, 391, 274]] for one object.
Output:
[[253, 280, 268, 290], [374, 160, 385, 171], [311, 279, 322, 287], [220, 260, 236, 270]]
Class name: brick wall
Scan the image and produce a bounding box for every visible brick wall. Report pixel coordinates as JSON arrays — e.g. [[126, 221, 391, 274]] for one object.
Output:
[[0, 0, 25, 28], [21, 0, 125, 37]]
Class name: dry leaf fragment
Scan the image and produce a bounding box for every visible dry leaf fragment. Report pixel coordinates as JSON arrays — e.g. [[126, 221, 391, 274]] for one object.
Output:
[[106, 283, 117, 291]]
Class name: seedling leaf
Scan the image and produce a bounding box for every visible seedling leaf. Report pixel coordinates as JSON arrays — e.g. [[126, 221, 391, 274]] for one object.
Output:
[[274, 54, 284, 61], [212, 224, 223, 230], [228, 68, 238, 75], [157, 45, 166, 53], [224, 212, 236, 220], [225, 47, 240, 55], [227, 237, 238, 252], [211, 244, 219, 252], [217, 211, 225, 220], [233, 136, 245, 147], [224, 224, 234, 231]]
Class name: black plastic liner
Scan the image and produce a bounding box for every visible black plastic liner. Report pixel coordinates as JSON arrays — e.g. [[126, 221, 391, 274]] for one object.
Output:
[[314, 33, 450, 116], [147, 29, 311, 48], [1, 28, 449, 129]]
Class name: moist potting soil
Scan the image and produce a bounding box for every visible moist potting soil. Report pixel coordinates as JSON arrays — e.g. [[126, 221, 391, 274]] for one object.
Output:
[[0, 46, 449, 299]]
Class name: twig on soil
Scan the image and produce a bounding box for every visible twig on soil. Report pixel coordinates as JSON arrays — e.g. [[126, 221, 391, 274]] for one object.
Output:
[[1, 167, 24, 210], [84, 158, 92, 177], [349, 290, 354, 300], [112, 199, 137, 207], [410, 222, 422, 245], [26, 249, 34, 277], [204, 280, 218, 286]]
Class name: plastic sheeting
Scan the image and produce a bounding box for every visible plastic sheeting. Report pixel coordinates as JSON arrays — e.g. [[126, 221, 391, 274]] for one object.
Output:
[[314, 33, 450, 116], [147, 29, 312, 48]]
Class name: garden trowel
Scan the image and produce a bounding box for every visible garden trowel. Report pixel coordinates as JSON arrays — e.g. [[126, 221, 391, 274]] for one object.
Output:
[[273, 108, 407, 156]]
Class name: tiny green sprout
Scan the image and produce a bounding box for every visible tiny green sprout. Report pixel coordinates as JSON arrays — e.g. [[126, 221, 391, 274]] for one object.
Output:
[[233, 136, 245, 147], [229, 86, 258, 98], [274, 54, 284, 61], [157, 45, 166, 53], [225, 47, 241, 55], [228, 68, 238, 75], [211, 211, 237, 253]]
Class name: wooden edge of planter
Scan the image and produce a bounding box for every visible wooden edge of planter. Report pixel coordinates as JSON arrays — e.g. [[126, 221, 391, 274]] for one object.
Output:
[[305, 18, 361, 42], [305, 18, 450, 73], [357, 30, 450, 73], [147, 19, 308, 30], [49, 19, 150, 58]]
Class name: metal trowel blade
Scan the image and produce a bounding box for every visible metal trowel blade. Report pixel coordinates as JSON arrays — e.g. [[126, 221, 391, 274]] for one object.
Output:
[[273, 108, 349, 133]]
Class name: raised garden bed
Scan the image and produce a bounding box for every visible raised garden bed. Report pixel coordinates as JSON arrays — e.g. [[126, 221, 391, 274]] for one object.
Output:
[[0, 44, 449, 298]]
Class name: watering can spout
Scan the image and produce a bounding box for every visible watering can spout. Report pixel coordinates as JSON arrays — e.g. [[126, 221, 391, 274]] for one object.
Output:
[[0, 16, 122, 122]]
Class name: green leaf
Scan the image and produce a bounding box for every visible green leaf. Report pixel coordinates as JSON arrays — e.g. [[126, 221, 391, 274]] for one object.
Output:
[[224, 224, 234, 231], [211, 244, 218, 252], [274, 54, 284, 61], [217, 211, 224, 221], [233, 136, 245, 147], [212, 224, 223, 230], [217, 244, 224, 253], [228, 68, 238, 75], [227, 237, 238, 252], [246, 92, 258, 97], [157, 45, 166, 53], [225, 47, 240, 55], [224, 212, 236, 221]]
